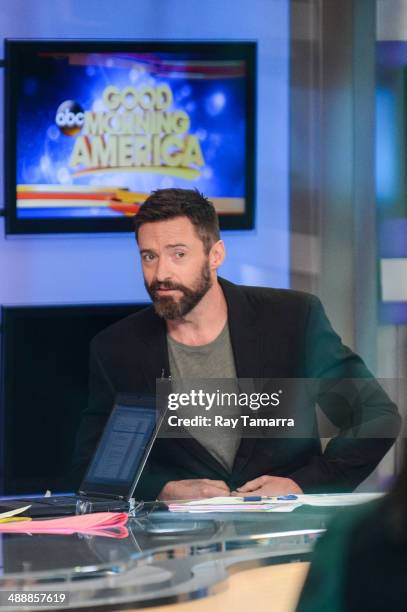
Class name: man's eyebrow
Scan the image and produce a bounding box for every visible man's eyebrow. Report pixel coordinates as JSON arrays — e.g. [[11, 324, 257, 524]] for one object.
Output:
[[166, 243, 189, 249], [139, 244, 189, 254], [140, 248, 156, 254]]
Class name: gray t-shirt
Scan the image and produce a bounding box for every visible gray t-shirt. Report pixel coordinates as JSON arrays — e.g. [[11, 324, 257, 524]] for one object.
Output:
[[167, 324, 241, 472]]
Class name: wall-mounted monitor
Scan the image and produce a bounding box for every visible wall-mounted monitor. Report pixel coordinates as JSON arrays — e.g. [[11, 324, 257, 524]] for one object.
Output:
[[5, 39, 256, 234]]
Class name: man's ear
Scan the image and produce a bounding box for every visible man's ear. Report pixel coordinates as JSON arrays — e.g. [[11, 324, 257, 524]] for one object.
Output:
[[209, 240, 225, 270]]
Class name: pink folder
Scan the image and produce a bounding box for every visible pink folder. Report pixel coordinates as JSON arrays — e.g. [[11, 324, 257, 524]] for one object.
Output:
[[0, 512, 129, 537]]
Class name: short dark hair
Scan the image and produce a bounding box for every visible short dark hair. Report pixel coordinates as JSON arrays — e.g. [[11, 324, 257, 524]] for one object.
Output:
[[133, 188, 220, 254]]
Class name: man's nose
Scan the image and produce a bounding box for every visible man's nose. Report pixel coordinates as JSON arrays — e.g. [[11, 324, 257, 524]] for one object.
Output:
[[155, 256, 172, 282]]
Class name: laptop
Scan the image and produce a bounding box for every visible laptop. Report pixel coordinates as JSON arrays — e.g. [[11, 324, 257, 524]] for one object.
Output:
[[0, 395, 165, 517]]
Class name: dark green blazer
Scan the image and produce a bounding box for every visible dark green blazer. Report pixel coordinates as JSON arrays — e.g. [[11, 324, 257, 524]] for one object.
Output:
[[71, 278, 400, 499]]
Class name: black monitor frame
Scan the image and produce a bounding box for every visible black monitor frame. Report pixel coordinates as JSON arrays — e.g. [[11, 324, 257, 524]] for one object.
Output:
[[5, 39, 257, 235]]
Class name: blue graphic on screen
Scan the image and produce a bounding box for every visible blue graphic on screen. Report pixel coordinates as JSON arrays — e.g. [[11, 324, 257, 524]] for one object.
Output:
[[16, 52, 247, 219], [86, 405, 156, 486]]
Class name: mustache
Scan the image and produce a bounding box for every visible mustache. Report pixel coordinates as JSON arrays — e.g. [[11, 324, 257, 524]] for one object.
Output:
[[148, 280, 187, 293]]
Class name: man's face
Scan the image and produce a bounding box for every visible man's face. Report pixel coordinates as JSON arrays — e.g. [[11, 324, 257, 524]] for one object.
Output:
[[138, 217, 213, 320]]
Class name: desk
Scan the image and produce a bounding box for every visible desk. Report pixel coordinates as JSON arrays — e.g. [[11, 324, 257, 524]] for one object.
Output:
[[147, 562, 310, 612], [0, 505, 336, 611]]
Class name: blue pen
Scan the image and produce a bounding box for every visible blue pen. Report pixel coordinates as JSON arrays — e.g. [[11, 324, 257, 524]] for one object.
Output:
[[243, 494, 298, 502], [277, 494, 298, 500]]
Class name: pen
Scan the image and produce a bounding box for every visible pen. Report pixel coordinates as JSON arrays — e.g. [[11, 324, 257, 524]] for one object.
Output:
[[242, 494, 298, 502], [277, 495, 298, 500]]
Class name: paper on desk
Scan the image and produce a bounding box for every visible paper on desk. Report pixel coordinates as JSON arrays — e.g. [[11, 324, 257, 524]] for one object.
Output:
[[168, 492, 383, 513], [0, 512, 129, 535], [168, 497, 298, 513], [0, 505, 31, 520], [297, 493, 383, 507]]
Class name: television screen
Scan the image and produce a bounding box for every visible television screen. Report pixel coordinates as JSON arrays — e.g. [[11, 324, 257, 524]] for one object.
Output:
[[5, 40, 256, 234]]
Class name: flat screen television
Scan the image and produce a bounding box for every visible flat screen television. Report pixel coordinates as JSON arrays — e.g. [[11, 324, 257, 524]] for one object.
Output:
[[5, 39, 256, 234]]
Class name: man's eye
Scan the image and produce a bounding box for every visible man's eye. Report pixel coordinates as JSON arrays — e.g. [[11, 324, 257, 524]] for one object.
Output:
[[142, 253, 155, 262], [175, 251, 185, 258]]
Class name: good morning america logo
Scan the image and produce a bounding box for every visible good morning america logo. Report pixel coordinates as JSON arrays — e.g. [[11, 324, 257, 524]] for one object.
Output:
[[54, 84, 205, 178]]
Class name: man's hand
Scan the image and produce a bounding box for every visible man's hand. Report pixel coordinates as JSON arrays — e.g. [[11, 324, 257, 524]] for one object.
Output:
[[158, 479, 230, 501], [233, 475, 303, 496]]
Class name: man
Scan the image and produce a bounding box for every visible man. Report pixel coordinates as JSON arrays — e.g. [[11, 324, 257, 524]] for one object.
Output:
[[72, 188, 400, 500]]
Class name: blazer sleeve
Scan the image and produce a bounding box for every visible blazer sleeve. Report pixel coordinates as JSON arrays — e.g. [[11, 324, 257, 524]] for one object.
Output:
[[70, 340, 115, 487], [289, 296, 401, 493]]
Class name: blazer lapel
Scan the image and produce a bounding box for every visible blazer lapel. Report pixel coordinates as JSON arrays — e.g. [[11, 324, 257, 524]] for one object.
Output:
[[219, 277, 264, 379], [218, 278, 263, 476], [136, 308, 170, 393]]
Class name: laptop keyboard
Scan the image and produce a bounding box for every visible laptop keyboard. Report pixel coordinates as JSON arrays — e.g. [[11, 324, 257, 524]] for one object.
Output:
[[38, 496, 78, 505], [0, 495, 128, 516], [33, 496, 111, 506]]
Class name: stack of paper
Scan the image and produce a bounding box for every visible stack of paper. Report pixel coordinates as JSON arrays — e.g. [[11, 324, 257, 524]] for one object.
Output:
[[168, 497, 297, 513], [168, 492, 383, 514], [0, 505, 32, 522]]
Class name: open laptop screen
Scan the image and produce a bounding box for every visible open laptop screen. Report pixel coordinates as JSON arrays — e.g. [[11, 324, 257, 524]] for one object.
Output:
[[80, 401, 158, 499]]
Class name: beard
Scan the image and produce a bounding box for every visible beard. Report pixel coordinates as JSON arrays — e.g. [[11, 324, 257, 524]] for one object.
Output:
[[145, 261, 212, 320]]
